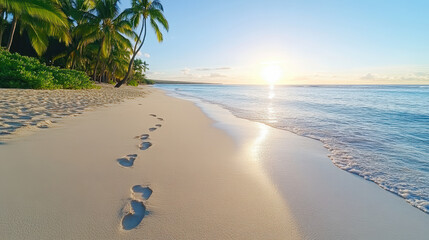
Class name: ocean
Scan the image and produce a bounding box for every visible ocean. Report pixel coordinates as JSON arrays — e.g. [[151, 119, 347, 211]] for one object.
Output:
[[157, 84, 429, 213]]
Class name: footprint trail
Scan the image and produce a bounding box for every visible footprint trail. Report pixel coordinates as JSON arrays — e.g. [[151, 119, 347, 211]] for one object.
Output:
[[118, 114, 164, 231]]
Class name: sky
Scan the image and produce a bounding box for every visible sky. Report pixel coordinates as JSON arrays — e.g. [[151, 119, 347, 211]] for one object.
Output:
[[120, 0, 429, 85]]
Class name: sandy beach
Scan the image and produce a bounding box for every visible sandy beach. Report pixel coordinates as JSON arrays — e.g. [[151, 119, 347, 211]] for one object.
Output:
[[0, 87, 300, 239], [2, 1, 428, 238], [0, 85, 146, 141], [0, 87, 428, 239]]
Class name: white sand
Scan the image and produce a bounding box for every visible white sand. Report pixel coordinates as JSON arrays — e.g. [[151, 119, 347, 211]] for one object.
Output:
[[1, 87, 427, 240], [0, 85, 146, 141], [0, 88, 300, 239]]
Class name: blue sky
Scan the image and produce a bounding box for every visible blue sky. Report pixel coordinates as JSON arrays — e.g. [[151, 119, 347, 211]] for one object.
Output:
[[121, 0, 429, 84]]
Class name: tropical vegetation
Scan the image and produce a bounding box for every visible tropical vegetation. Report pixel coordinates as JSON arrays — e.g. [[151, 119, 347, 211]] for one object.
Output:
[[0, 48, 95, 89], [0, 0, 168, 89], [130, 59, 153, 85]]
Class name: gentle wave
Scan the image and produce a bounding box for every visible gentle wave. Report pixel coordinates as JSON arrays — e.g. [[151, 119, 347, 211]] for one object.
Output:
[[157, 84, 429, 213]]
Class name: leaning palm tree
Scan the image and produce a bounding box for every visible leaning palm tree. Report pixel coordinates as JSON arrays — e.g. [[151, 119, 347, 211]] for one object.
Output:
[[114, 0, 168, 88], [0, 0, 70, 55], [74, 0, 134, 81]]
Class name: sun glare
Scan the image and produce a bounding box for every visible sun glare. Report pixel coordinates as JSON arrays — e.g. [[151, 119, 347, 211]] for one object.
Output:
[[261, 65, 282, 84]]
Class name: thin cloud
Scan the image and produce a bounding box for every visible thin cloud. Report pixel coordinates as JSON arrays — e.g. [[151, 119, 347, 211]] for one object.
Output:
[[136, 52, 150, 58], [181, 68, 192, 76], [360, 73, 376, 80], [196, 67, 231, 71], [208, 73, 226, 78]]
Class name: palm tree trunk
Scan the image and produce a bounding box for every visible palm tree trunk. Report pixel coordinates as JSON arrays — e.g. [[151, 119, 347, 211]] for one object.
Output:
[[100, 64, 107, 83], [0, 28, 3, 47], [6, 15, 18, 51], [0, 9, 4, 46], [92, 37, 105, 81], [112, 66, 117, 82], [115, 19, 147, 88], [71, 54, 76, 69]]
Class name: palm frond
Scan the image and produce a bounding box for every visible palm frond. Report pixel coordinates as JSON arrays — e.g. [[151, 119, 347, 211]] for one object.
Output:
[[150, 18, 163, 42], [151, 0, 164, 11], [148, 8, 168, 31], [0, 0, 69, 27]]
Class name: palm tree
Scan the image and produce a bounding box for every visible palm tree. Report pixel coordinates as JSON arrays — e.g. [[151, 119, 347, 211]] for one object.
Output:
[[53, 0, 95, 69], [99, 34, 132, 82], [114, 0, 168, 88], [107, 45, 131, 82], [74, 0, 134, 81], [0, 8, 9, 46], [0, 0, 70, 55], [142, 60, 149, 72]]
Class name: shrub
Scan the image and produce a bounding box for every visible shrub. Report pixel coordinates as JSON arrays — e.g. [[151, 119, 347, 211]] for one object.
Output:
[[127, 79, 139, 86], [129, 73, 154, 86], [144, 78, 154, 84], [0, 49, 97, 89]]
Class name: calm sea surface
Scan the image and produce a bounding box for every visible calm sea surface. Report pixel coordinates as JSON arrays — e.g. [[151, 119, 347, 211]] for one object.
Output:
[[157, 84, 429, 213]]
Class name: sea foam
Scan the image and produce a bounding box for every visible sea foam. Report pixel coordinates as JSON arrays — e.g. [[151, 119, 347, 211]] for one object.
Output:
[[158, 84, 429, 213]]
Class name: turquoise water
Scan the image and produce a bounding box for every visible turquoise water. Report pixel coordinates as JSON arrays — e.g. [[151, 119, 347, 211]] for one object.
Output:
[[157, 84, 429, 213]]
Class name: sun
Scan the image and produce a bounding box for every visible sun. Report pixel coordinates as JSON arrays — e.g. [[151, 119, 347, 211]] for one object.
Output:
[[261, 65, 282, 84]]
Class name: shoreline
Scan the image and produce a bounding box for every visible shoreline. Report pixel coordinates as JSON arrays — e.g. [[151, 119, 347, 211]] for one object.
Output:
[[158, 84, 429, 215], [0, 87, 428, 239], [160, 88, 429, 239]]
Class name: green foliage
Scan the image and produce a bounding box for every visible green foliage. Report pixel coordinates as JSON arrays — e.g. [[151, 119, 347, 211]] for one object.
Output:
[[0, 0, 71, 56], [127, 79, 139, 86], [74, 0, 133, 80], [129, 58, 153, 85], [114, 0, 168, 86], [0, 0, 169, 88], [0, 49, 96, 89], [145, 78, 154, 84]]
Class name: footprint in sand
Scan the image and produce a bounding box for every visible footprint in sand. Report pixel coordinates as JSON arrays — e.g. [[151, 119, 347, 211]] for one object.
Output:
[[121, 185, 153, 230], [121, 200, 147, 230], [139, 142, 152, 150], [157, 117, 163, 121], [148, 127, 157, 132], [117, 154, 138, 167], [132, 185, 153, 200], [155, 124, 162, 128], [149, 114, 156, 117], [135, 134, 149, 140]]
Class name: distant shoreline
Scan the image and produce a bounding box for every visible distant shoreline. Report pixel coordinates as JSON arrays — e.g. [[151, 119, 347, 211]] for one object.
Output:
[[153, 82, 429, 87], [152, 80, 217, 84]]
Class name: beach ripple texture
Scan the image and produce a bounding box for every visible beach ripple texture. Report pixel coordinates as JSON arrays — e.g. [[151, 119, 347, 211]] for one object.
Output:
[[159, 84, 429, 213], [0, 85, 145, 139]]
